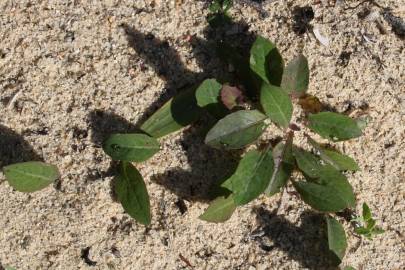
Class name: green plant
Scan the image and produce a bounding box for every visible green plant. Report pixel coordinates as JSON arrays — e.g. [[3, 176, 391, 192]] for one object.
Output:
[[2, 161, 59, 193], [101, 33, 384, 264], [207, 0, 233, 27], [352, 203, 385, 239]]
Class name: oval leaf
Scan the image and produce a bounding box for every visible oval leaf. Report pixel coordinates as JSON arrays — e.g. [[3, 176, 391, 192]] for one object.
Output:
[[308, 137, 359, 171], [293, 181, 349, 212], [205, 110, 267, 149], [308, 112, 362, 141], [316, 168, 356, 208], [115, 162, 151, 225], [3, 161, 59, 192], [326, 216, 347, 263], [260, 83, 293, 128], [195, 79, 227, 117], [293, 147, 324, 179], [103, 133, 160, 162], [281, 54, 309, 96], [141, 86, 203, 138], [199, 194, 236, 223], [250, 36, 284, 86], [222, 149, 274, 205]]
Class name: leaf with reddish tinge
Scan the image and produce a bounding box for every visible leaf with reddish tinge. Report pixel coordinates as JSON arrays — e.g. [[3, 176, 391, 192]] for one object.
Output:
[[220, 85, 243, 110]]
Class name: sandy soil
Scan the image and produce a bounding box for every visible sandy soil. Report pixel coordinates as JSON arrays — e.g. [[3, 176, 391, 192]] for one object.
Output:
[[0, 0, 404, 269]]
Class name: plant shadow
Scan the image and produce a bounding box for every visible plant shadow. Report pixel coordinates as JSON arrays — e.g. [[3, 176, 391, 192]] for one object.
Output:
[[0, 124, 43, 170], [252, 206, 340, 270], [87, 18, 257, 201]]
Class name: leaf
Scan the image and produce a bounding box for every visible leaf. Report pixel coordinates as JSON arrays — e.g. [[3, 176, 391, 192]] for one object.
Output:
[[316, 167, 356, 208], [326, 216, 347, 262], [298, 94, 323, 113], [102, 133, 160, 162], [199, 194, 236, 223], [307, 137, 360, 171], [221, 85, 243, 110], [3, 161, 59, 192], [308, 112, 363, 141], [222, 0, 233, 12], [293, 147, 324, 179], [141, 86, 203, 138], [209, 0, 221, 12], [250, 36, 284, 86], [265, 136, 294, 196], [260, 83, 293, 127], [281, 54, 309, 96], [362, 203, 372, 221], [223, 149, 274, 205], [114, 162, 151, 225], [354, 227, 370, 235], [205, 110, 267, 149], [195, 78, 227, 118], [293, 167, 355, 212]]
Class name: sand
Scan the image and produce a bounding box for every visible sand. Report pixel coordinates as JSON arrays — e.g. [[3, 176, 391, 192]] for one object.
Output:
[[0, 0, 404, 269]]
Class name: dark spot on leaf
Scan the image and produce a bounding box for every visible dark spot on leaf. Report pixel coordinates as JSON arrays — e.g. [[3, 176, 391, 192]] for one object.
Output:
[[81, 247, 97, 266]]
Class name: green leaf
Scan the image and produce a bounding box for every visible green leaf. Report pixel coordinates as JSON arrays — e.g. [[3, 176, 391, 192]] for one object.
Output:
[[195, 79, 227, 117], [141, 86, 203, 138], [205, 110, 267, 149], [260, 83, 293, 128], [250, 36, 284, 86], [4, 267, 16, 270], [222, 0, 233, 12], [223, 149, 274, 205], [199, 194, 236, 223], [371, 227, 385, 235], [102, 133, 160, 162], [293, 168, 355, 212], [281, 54, 309, 96], [316, 168, 356, 208], [326, 216, 347, 262], [265, 137, 294, 196], [3, 161, 59, 192], [354, 227, 370, 235], [115, 162, 151, 225], [308, 137, 360, 171], [362, 203, 372, 221], [293, 147, 324, 179], [209, 0, 221, 12], [308, 112, 362, 141]]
